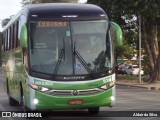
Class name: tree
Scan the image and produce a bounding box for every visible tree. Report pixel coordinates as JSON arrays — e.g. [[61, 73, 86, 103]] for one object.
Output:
[[88, 0, 160, 83], [1, 18, 10, 28], [1, 15, 15, 28]]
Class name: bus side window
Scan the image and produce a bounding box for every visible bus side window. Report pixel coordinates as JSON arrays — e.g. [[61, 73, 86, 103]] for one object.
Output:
[[15, 21, 19, 49], [2, 32, 6, 52], [4, 31, 6, 52], [6, 29, 10, 51], [22, 47, 28, 69], [11, 24, 14, 50], [5, 31, 8, 51], [9, 26, 13, 50], [14, 22, 16, 49]]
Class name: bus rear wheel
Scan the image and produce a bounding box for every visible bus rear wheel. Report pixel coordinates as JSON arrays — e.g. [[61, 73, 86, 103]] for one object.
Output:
[[88, 107, 99, 114]]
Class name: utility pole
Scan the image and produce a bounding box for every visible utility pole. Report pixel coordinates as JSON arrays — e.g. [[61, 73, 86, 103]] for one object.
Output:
[[139, 14, 142, 84]]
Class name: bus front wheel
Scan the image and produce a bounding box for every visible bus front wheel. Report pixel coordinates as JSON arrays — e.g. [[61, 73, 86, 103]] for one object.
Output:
[[88, 107, 99, 114], [7, 81, 19, 106], [9, 96, 19, 106], [22, 96, 31, 112]]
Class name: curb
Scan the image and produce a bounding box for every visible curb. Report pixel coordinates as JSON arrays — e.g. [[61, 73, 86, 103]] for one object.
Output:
[[149, 87, 160, 91], [116, 83, 160, 91]]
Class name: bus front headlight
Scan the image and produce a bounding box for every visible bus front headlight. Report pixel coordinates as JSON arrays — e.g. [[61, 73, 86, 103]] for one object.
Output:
[[29, 83, 49, 92], [100, 81, 115, 90]]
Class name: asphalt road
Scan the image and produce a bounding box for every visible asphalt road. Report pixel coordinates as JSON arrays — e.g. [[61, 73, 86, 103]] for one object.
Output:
[[0, 73, 160, 120]]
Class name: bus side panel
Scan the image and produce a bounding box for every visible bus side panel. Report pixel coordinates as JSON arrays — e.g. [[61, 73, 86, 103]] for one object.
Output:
[[1, 51, 8, 94], [23, 76, 36, 110], [3, 49, 27, 103]]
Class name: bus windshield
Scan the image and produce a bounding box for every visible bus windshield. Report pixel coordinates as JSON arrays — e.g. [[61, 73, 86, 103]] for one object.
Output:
[[29, 20, 113, 76]]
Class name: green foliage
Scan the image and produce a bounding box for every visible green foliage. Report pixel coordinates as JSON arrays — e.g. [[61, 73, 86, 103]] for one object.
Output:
[[88, 0, 160, 52], [88, 0, 160, 25], [115, 41, 132, 59], [117, 74, 140, 81], [1, 18, 10, 28], [88, 0, 138, 59], [142, 55, 150, 75], [88, 0, 160, 82]]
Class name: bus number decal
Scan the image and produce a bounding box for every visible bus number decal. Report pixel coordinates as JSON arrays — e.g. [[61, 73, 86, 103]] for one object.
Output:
[[35, 80, 53, 86]]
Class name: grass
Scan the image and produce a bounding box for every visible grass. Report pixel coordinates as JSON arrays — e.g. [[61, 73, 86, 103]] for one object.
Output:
[[117, 74, 146, 80]]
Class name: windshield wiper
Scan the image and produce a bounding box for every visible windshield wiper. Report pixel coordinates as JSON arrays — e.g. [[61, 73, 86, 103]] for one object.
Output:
[[29, 32, 34, 50], [73, 40, 93, 76], [54, 38, 65, 75], [74, 51, 93, 75], [53, 49, 64, 75]]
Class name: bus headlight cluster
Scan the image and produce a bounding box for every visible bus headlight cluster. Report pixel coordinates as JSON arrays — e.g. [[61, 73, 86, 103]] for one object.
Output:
[[100, 81, 115, 90], [29, 83, 49, 92]]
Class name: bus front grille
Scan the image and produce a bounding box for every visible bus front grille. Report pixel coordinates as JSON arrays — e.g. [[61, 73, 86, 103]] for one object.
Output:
[[44, 88, 104, 96]]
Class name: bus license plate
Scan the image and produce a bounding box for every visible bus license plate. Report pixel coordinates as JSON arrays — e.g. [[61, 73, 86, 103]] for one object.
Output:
[[68, 99, 83, 105]]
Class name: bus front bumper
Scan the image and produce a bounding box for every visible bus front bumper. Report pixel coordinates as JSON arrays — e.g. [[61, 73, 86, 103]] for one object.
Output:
[[30, 86, 115, 110]]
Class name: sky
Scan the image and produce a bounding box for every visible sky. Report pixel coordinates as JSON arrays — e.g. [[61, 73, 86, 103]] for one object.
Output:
[[0, 0, 22, 31], [0, 0, 87, 31]]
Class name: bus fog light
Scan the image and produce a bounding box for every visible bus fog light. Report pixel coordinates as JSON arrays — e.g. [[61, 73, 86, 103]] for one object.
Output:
[[33, 99, 38, 104], [111, 96, 115, 101]]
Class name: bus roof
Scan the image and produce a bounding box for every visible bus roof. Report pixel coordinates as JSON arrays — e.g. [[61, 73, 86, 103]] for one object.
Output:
[[26, 3, 108, 20], [2, 3, 108, 32]]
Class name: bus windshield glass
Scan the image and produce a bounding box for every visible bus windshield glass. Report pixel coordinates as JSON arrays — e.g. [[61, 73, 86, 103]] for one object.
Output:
[[29, 20, 113, 76], [71, 20, 112, 75]]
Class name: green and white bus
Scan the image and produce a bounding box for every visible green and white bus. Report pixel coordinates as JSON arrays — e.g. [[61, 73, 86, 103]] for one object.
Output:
[[1, 3, 122, 114]]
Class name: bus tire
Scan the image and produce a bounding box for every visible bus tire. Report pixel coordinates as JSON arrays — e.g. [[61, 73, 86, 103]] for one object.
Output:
[[6, 79, 9, 94], [9, 96, 19, 106], [22, 96, 31, 112], [19, 83, 23, 106], [88, 107, 99, 114], [18, 83, 30, 111], [7, 80, 19, 106]]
